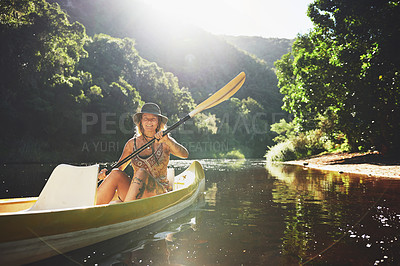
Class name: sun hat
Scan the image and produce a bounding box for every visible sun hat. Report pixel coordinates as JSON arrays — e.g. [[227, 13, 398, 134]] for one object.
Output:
[[133, 103, 168, 125]]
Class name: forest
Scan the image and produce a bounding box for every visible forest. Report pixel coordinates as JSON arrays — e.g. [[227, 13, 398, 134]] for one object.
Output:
[[1, 0, 399, 163], [266, 0, 400, 161], [0, 0, 289, 162]]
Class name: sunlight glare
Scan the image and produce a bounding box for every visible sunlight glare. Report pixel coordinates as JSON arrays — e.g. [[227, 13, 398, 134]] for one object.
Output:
[[141, 0, 313, 38]]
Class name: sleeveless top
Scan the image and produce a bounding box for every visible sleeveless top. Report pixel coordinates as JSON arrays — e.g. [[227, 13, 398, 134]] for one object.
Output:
[[131, 138, 170, 188]]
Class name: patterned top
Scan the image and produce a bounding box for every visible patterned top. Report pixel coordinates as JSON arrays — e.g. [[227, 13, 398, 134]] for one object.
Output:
[[131, 138, 170, 188]]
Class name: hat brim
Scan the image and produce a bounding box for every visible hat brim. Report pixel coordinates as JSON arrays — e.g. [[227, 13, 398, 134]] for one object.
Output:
[[133, 112, 168, 125]]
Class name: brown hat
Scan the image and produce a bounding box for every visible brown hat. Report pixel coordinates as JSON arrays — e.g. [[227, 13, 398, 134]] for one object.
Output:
[[133, 103, 168, 125]]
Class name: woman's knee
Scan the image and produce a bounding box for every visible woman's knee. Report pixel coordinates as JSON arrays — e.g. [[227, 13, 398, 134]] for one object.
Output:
[[103, 169, 128, 185], [110, 168, 123, 175]]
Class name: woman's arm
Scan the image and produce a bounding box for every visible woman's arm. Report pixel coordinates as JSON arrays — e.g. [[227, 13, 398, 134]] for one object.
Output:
[[116, 138, 135, 170], [155, 132, 189, 158], [98, 138, 134, 180]]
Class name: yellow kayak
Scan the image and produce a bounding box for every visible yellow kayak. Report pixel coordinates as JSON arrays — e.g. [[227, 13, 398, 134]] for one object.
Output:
[[0, 161, 205, 264]]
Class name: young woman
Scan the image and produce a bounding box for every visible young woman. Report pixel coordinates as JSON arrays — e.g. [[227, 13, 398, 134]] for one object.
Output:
[[96, 103, 189, 205]]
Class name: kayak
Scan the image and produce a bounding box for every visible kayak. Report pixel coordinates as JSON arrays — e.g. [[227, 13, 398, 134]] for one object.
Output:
[[0, 161, 205, 265]]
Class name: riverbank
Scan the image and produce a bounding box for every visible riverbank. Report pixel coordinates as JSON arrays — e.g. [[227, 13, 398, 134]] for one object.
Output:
[[284, 152, 400, 178]]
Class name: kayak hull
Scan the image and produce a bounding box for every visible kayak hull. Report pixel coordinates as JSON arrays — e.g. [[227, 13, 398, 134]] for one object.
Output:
[[0, 161, 205, 265]]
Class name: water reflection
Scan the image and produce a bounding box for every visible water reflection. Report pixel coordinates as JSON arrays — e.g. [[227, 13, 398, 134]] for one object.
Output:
[[266, 162, 400, 265], [205, 183, 218, 207], [105, 210, 204, 265]]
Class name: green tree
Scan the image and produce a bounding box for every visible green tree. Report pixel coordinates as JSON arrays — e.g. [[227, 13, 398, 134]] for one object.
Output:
[[79, 34, 194, 121], [275, 0, 400, 154], [0, 0, 89, 160]]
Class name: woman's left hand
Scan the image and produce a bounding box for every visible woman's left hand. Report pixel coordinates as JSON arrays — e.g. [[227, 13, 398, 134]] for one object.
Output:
[[155, 131, 169, 143]]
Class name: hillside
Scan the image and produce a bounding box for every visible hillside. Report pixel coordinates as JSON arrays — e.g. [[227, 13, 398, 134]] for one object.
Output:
[[51, 0, 286, 114], [222, 36, 293, 69]]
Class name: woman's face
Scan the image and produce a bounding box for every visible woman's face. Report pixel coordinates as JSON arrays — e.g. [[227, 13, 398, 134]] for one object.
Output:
[[141, 113, 159, 134]]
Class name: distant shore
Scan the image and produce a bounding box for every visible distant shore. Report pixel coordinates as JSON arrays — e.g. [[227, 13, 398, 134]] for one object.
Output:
[[284, 152, 400, 178]]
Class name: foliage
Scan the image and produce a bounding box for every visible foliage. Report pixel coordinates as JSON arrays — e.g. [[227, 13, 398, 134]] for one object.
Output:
[[265, 130, 327, 162], [267, 115, 351, 161], [78, 33, 195, 118], [223, 36, 293, 69], [220, 149, 246, 160], [270, 119, 299, 143], [193, 113, 218, 134], [0, 0, 88, 150], [265, 141, 296, 162], [275, 0, 400, 155]]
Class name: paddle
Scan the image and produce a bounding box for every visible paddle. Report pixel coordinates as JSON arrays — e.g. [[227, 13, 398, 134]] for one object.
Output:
[[105, 72, 246, 175]]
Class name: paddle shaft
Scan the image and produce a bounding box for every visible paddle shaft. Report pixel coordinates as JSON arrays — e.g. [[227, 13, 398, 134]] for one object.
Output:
[[106, 114, 190, 175]]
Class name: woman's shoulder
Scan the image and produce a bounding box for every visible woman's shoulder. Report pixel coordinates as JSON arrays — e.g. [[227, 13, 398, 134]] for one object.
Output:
[[124, 137, 136, 149], [126, 137, 136, 143]]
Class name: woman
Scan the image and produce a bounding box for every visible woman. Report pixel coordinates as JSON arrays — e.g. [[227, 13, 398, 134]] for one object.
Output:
[[96, 103, 189, 205]]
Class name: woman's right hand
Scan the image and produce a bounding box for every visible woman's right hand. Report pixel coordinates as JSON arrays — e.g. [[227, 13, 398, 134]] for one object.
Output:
[[98, 169, 107, 180]]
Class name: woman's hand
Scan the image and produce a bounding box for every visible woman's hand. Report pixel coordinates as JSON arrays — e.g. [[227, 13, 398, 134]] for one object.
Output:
[[155, 131, 189, 158], [155, 131, 169, 144], [98, 169, 107, 180]]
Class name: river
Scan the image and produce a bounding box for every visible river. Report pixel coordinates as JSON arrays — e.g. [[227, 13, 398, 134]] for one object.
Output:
[[2, 159, 400, 265]]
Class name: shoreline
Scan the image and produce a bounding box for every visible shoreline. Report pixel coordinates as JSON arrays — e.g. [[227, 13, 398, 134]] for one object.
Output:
[[284, 152, 400, 179]]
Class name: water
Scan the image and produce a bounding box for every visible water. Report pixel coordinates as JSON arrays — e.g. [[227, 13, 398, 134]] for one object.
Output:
[[2, 159, 400, 265]]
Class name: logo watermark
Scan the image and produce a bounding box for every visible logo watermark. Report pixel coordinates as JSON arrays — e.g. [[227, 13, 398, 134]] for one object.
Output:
[[181, 140, 229, 153], [81, 141, 120, 152], [79, 111, 291, 153], [82, 112, 134, 135], [81, 111, 290, 136]]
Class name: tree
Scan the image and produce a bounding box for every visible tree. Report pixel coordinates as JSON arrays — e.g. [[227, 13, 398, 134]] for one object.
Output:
[[0, 0, 87, 141], [275, 0, 400, 154], [79, 34, 195, 122]]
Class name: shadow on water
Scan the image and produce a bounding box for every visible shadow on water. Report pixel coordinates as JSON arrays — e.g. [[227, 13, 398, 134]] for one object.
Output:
[[2, 159, 400, 265]]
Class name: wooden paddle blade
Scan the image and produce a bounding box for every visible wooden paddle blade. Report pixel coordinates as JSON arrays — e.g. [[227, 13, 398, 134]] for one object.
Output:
[[188, 72, 246, 117]]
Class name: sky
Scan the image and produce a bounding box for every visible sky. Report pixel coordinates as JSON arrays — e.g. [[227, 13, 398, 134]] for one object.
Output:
[[142, 0, 314, 38]]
